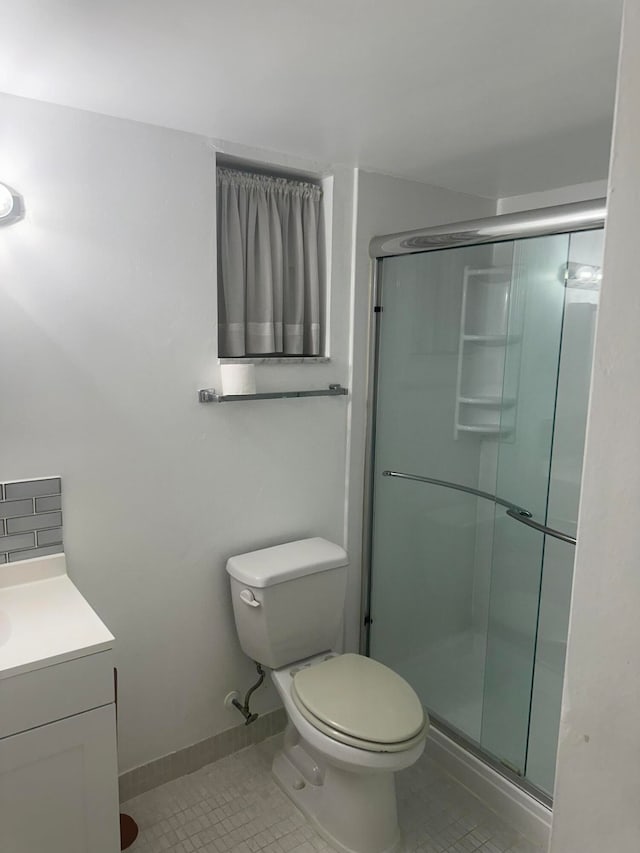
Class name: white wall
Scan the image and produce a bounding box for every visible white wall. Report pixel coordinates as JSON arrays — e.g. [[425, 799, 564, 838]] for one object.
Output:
[[550, 2, 640, 850], [497, 180, 608, 215], [0, 91, 495, 775], [344, 171, 496, 652], [0, 92, 356, 772]]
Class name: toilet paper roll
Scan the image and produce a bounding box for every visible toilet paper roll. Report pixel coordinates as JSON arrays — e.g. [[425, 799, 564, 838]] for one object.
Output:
[[221, 364, 256, 396]]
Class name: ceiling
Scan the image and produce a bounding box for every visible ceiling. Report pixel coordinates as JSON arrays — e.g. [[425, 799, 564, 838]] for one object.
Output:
[[0, 0, 623, 199]]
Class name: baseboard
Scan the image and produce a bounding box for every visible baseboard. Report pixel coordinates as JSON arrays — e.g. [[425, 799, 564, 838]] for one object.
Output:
[[118, 707, 287, 802], [425, 726, 552, 849]]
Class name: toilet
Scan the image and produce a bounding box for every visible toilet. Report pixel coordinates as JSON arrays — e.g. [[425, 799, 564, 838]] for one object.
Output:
[[226, 537, 428, 853]]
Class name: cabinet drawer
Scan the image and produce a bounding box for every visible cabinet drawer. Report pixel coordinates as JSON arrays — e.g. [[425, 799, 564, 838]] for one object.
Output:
[[0, 651, 114, 739]]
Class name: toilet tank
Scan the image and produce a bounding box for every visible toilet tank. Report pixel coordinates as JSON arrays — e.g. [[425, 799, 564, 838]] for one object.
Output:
[[226, 538, 348, 669]]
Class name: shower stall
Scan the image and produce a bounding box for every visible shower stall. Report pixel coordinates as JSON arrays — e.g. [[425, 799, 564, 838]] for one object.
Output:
[[363, 200, 605, 804]]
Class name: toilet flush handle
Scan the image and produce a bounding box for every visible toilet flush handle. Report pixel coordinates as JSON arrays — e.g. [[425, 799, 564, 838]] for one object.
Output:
[[239, 589, 261, 608]]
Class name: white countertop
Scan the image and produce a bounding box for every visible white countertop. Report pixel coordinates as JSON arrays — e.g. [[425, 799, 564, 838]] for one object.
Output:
[[0, 553, 114, 680]]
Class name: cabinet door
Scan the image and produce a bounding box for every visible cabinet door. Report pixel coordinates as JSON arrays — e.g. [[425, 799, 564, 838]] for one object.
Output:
[[0, 704, 119, 853]]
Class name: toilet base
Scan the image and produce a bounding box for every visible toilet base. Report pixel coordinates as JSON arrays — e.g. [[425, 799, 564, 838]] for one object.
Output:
[[272, 735, 402, 853]]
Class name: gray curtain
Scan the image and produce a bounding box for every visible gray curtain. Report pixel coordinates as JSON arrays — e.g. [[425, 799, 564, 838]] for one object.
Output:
[[217, 168, 322, 357]]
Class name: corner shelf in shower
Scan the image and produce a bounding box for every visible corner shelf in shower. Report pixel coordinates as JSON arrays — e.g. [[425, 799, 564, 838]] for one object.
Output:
[[454, 265, 519, 440], [455, 423, 513, 436], [458, 396, 516, 408], [462, 334, 521, 345]]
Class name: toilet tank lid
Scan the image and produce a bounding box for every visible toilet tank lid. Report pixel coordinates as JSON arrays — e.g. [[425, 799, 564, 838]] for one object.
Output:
[[225, 537, 348, 588]]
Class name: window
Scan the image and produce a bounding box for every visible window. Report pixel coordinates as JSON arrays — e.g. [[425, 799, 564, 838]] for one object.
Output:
[[216, 166, 324, 358]]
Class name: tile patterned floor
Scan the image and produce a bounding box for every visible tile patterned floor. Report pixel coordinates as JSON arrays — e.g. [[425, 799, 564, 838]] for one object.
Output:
[[124, 736, 544, 853]]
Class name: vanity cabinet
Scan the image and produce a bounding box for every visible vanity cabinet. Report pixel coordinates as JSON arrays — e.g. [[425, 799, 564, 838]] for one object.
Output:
[[0, 701, 119, 853], [0, 554, 119, 853]]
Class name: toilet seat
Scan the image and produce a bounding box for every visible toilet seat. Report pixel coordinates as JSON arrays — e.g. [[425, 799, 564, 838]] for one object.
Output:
[[291, 653, 427, 753]]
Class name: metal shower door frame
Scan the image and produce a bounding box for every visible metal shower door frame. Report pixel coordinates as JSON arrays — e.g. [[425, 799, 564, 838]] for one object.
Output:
[[359, 199, 607, 806]]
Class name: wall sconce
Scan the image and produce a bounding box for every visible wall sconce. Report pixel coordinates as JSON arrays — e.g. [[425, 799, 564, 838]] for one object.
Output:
[[0, 183, 24, 226]]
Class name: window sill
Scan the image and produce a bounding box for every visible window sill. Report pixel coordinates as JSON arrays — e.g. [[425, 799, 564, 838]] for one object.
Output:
[[218, 356, 330, 365]]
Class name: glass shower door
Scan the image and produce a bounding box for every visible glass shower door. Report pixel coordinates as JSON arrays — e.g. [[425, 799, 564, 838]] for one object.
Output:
[[479, 234, 570, 777], [524, 229, 603, 792], [368, 230, 587, 795], [369, 242, 505, 744]]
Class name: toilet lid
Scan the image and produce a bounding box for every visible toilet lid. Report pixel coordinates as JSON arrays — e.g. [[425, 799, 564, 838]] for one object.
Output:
[[292, 654, 425, 745]]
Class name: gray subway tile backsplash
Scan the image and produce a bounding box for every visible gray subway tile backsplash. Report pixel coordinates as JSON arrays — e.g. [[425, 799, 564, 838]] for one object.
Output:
[[36, 527, 63, 546], [7, 511, 62, 535], [35, 495, 62, 513], [1, 532, 36, 552], [4, 477, 61, 500], [8, 544, 64, 562], [0, 499, 35, 519], [0, 478, 63, 564]]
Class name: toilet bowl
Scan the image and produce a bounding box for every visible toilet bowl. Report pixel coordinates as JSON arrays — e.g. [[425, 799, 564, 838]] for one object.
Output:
[[273, 654, 428, 853], [225, 538, 428, 853]]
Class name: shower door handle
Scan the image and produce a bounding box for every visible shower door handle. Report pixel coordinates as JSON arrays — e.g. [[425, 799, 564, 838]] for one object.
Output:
[[382, 469, 577, 545], [381, 469, 528, 513], [505, 508, 576, 546]]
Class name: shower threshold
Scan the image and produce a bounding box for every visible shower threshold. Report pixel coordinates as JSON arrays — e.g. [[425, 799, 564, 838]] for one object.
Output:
[[427, 711, 553, 810]]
